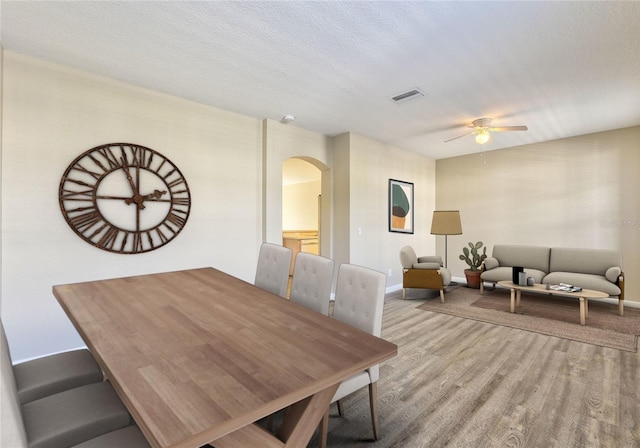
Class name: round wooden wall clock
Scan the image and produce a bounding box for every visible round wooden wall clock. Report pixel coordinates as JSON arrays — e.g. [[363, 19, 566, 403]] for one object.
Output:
[[59, 143, 191, 254]]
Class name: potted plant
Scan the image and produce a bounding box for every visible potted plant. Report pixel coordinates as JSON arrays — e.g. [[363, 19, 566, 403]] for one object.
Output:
[[459, 241, 487, 289]]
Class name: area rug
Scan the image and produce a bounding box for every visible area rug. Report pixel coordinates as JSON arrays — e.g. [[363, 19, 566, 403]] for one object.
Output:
[[416, 286, 640, 352]]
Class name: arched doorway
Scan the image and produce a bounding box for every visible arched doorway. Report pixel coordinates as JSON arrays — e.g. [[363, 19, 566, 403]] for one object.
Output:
[[282, 158, 323, 274]]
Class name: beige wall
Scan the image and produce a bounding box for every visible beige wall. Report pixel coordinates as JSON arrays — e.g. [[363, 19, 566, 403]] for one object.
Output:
[[1, 52, 264, 360], [282, 180, 321, 231], [332, 133, 351, 267], [262, 119, 333, 255], [436, 126, 640, 302], [340, 133, 438, 284], [2, 51, 437, 361]]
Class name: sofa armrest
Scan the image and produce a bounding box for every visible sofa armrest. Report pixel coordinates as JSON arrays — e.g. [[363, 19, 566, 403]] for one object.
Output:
[[483, 257, 499, 271]]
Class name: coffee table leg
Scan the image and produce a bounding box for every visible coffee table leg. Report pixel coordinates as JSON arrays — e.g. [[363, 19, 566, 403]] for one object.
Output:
[[585, 298, 589, 318], [516, 290, 521, 307], [579, 297, 586, 326], [510, 288, 515, 313]]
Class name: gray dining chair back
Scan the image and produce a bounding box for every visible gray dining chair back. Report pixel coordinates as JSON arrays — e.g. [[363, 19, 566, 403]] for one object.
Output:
[[319, 263, 387, 448], [289, 253, 334, 315], [332, 263, 386, 336], [254, 242, 292, 298]]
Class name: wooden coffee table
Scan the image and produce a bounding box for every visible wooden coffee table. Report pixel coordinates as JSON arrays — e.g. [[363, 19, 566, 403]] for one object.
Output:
[[497, 281, 610, 326]]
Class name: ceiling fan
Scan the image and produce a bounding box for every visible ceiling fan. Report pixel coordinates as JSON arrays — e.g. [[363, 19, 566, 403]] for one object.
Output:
[[445, 118, 528, 144]]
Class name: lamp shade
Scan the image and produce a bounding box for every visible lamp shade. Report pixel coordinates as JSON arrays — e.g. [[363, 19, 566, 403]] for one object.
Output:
[[430, 210, 462, 235]]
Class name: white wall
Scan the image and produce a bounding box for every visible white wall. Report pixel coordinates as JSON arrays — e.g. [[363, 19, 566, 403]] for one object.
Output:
[[1, 52, 264, 361], [436, 126, 640, 302]]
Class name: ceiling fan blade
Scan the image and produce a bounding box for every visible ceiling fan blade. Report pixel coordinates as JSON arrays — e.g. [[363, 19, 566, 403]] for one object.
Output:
[[489, 126, 528, 132], [444, 130, 476, 143]]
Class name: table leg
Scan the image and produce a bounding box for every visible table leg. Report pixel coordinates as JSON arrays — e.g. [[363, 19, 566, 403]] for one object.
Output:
[[510, 288, 515, 313], [213, 383, 339, 448], [579, 297, 586, 326], [276, 383, 339, 447], [516, 290, 521, 307], [585, 298, 589, 318]]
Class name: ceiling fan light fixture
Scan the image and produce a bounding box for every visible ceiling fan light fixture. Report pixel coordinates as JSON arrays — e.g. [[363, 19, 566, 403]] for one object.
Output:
[[475, 129, 490, 144]]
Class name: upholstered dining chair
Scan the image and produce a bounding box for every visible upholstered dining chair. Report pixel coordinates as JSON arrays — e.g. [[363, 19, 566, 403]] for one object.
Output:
[[254, 242, 293, 298], [1, 321, 133, 448], [1, 321, 103, 405], [289, 252, 335, 315], [319, 263, 387, 448], [399, 245, 452, 302], [69, 426, 151, 448]]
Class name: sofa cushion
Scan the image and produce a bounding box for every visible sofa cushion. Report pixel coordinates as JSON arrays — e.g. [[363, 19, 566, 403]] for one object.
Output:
[[492, 245, 550, 273], [549, 247, 622, 276], [481, 267, 546, 284], [605, 266, 622, 283], [417, 255, 443, 266], [413, 262, 442, 270], [542, 272, 622, 296]]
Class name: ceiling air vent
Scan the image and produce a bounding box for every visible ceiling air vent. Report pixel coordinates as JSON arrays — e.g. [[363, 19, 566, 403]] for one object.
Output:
[[391, 88, 425, 104]]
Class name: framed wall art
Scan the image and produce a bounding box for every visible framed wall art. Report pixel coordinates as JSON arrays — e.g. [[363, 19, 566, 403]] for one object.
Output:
[[388, 179, 413, 234]]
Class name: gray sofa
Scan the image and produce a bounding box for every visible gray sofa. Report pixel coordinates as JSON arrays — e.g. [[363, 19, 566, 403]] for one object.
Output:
[[480, 244, 625, 314]]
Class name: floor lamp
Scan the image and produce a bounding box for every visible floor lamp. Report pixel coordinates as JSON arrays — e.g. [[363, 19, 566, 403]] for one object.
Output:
[[430, 210, 462, 269]]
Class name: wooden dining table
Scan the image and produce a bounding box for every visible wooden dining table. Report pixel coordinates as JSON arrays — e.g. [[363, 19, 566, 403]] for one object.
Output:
[[53, 267, 397, 448]]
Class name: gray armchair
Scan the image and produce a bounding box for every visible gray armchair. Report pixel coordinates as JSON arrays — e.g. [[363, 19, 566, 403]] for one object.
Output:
[[399, 245, 451, 302]]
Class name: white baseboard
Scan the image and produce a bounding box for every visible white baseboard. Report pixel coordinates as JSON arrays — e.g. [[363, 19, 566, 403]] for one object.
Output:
[[385, 283, 403, 294]]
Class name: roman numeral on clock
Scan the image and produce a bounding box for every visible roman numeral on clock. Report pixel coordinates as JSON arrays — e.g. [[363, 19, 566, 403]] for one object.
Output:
[[68, 209, 103, 232]]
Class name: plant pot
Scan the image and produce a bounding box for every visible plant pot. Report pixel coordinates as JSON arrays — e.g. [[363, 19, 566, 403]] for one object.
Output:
[[464, 269, 482, 289]]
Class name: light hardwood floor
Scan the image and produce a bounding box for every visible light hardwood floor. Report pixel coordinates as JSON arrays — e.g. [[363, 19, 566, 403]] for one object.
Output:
[[311, 290, 640, 448]]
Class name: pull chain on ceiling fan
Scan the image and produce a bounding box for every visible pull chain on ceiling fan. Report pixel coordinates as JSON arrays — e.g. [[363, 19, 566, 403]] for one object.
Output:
[[445, 118, 528, 144]]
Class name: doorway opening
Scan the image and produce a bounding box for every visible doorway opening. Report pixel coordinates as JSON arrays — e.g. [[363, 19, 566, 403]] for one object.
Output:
[[282, 158, 322, 275]]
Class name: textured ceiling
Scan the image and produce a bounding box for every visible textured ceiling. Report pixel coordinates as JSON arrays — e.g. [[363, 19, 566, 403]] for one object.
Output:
[[2, 1, 640, 159]]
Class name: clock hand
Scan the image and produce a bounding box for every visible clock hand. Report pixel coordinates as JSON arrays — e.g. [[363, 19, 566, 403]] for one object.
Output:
[[125, 189, 167, 209], [140, 190, 167, 202], [120, 156, 148, 210], [120, 157, 139, 196]]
